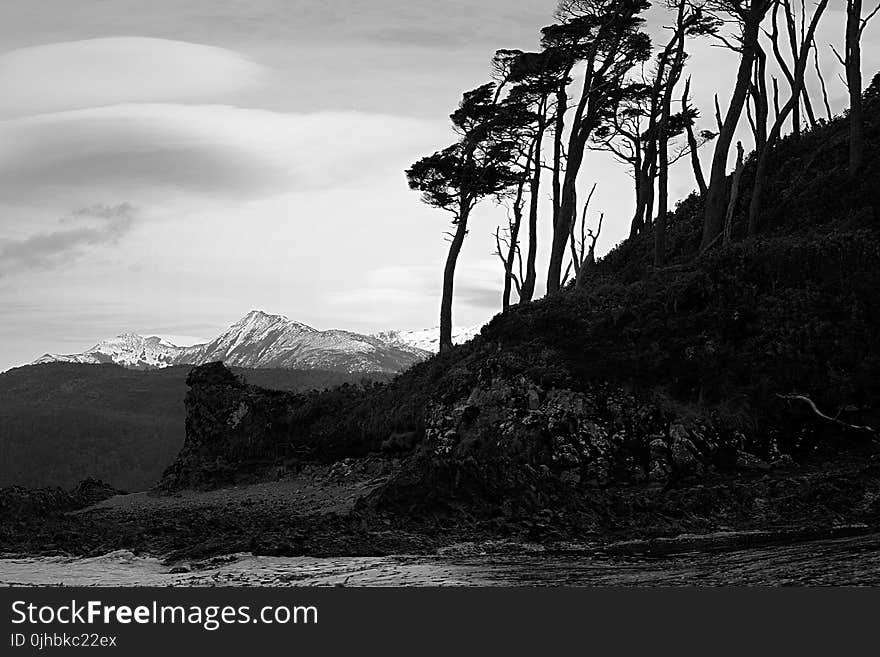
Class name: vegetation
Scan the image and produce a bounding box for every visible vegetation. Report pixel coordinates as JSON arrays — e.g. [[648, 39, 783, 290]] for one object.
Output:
[[408, 0, 879, 333], [225, 71, 880, 472], [0, 363, 390, 490]]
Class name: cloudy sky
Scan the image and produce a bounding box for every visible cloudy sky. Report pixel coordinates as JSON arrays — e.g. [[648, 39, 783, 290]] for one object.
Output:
[[0, 0, 876, 370]]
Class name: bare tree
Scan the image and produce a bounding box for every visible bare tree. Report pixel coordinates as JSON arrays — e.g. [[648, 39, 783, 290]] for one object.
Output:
[[748, 0, 829, 235], [562, 183, 604, 287], [700, 0, 774, 253], [833, 0, 880, 178], [812, 41, 833, 122], [769, 0, 819, 135], [682, 77, 710, 195]]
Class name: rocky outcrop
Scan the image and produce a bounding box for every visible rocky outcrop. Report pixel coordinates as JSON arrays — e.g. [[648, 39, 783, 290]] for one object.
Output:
[[160, 363, 293, 490], [163, 363, 808, 518], [369, 375, 772, 518], [0, 478, 123, 523]]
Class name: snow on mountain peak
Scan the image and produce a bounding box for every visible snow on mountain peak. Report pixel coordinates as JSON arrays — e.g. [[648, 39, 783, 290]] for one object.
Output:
[[372, 325, 481, 353], [30, 312, 483, 374]]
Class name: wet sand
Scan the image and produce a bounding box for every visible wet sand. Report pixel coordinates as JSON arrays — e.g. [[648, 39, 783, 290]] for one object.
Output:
[[3, 531, 880, 586]]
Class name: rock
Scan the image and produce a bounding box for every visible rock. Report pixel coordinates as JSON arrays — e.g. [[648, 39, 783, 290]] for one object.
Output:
[[648, 438, 672, 483], [737, 451, 771, 471], [670, 428, 704, 476], [770, 454, 796, 469], [70, 478, 125, 507]]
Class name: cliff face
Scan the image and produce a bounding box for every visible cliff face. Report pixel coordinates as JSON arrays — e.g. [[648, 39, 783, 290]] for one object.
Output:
[[160, 363, 298, 490]]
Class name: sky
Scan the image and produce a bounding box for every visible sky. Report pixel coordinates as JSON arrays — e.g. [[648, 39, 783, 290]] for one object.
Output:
[[0, 0, 877, 370]]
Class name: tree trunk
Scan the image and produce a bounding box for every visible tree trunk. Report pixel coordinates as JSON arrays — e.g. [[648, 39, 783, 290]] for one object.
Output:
[[683, 79, 708, 196], [550, 83, 567, 277], [439, 210, 469, 354], [629, 145, 645, 236], [700, 15, 762, 253], [725, 141, 745, 244], [521, 114, 546, 303], [548, 131, 588, 294], [501, 203, 523, 311], [847, 0, 864, 178], [748, 0, 828, 231]]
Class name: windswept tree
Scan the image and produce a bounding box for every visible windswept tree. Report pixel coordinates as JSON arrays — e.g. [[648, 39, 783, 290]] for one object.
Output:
[[700, 0, 775, 253], [543, 0, 652, 294], [591, 78, 652, 235], [407, 84, 517, 353], [491, 49, 564, 305]]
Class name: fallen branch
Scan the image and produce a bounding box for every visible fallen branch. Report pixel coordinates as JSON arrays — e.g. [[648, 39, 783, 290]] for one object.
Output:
[[776, 394, 876, 434]]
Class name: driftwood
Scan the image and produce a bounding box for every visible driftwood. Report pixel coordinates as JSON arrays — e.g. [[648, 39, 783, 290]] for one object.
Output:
[[776, 393, 876, 434]]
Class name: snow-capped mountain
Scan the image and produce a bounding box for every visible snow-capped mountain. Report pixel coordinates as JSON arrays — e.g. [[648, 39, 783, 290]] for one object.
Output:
[[33, 334, 182, 370], [372, 325, 481, 354], [178, 311, 429, 373], [33, 311, 443, 374]]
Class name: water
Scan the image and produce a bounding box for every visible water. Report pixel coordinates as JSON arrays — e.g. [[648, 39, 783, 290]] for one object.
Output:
[[3, 532, 880, 586]]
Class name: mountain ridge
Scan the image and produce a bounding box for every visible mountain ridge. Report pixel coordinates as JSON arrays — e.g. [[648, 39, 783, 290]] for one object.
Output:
[[31, 310, 481, 374]]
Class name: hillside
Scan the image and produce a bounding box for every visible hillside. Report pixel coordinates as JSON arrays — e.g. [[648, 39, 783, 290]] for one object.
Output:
[[0, 363, 390, 490], [161, 76, 880, 515]]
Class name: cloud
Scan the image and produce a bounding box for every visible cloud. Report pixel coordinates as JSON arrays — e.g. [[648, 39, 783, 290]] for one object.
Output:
[[328, 262, 502, 325], [0, 37, 265, 117], [0, 104, 448, 203], [0, 203, 137, 276]]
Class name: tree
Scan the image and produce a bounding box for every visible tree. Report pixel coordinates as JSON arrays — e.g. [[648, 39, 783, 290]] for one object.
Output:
[[655, 0, 717, 267], [834, 0, 880, 178], [543, 0, 652, 294], [748, 0, 829, 234], [562, 182, 604, 287], [407, 84, 517, 353], [682, 77, 712, 195], [768, 0, 819, 135], [591, 77, 652, 236], [493, 49, 565, 303], [699, 0, 774, 253]]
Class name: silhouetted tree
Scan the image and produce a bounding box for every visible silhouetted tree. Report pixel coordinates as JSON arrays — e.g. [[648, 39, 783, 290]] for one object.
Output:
[[748, 0, 829, 234], [492, 49, 564, 304], [700, 0, 774, 253], [407, 84, 517, 352], [833, 0, 880, 178], [682, 77, 712, 195], [543, 0, 652, 293], [655, 0, 718, 267]]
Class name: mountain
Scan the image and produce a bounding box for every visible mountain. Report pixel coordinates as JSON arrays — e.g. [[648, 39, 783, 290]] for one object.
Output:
[[33, 334, 182, 369], [33, 310, 444, 374], [371, 325, 481, 354]]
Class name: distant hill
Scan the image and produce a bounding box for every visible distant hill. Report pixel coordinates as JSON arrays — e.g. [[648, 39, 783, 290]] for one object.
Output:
[[0, 363, 389, 490]]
